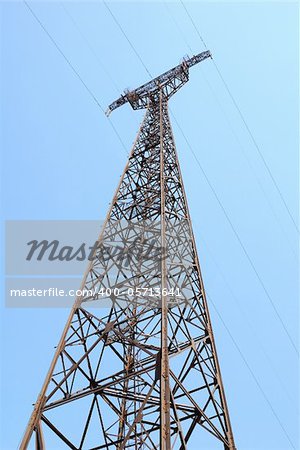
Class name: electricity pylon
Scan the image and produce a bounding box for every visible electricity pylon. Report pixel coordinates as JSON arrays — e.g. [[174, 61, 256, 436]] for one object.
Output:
[[20, 50, 236, 450]]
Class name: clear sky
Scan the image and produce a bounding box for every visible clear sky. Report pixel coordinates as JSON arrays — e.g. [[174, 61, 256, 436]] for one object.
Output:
[[0, 1, 299, 449]]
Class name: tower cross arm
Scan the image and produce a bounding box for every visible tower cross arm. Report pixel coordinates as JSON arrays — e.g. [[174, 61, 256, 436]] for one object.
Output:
[[106, 50, 211, 116]]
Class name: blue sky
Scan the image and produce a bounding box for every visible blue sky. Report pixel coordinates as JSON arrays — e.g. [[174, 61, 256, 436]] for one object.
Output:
[[0, 1, 299, 449]]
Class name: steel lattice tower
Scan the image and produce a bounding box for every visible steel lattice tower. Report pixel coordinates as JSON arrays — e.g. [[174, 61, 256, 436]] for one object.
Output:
[[20, 50, 236, 450]]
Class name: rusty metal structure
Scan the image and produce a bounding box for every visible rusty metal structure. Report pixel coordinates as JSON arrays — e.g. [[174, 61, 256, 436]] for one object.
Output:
[[20, 50, 236, 450]]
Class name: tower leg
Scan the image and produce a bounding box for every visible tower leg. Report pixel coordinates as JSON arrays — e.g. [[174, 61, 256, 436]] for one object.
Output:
[[159, 91, 171, 450], [35, 422, 45, 450]]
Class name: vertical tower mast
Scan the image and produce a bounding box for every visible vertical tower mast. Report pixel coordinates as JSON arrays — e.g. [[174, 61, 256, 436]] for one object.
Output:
[[20, 50, 236, 450]]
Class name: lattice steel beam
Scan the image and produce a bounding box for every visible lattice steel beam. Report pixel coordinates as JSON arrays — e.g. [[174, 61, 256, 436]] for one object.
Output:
[[20, 51, 236, 450]]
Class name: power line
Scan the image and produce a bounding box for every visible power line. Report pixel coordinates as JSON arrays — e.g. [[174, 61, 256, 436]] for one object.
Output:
[[165, 0, 298, 374], [60, 2, 121, 96], [179, 0, 299, 234], [101, 0, 298, 354], [24, 1, 104, 111], [23, 2, 298, 445], [167, 0, 298, 365], [164, 1, 297, 261], [60, 2, 137, 126], [98, 2, 299, 445], [207, 292, 296, 450], [199, 234, 295, 406], [163, 1, 194, 55], [103, 1, 152, 79], [179, 0, 208, 50], [212, 59, 299, 233], [23, 0, 128, 156], [63, 0, 296, 403], [202, 79, 298, 260], [61, 0, 297, 377], [171, 112, 298, 355]]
